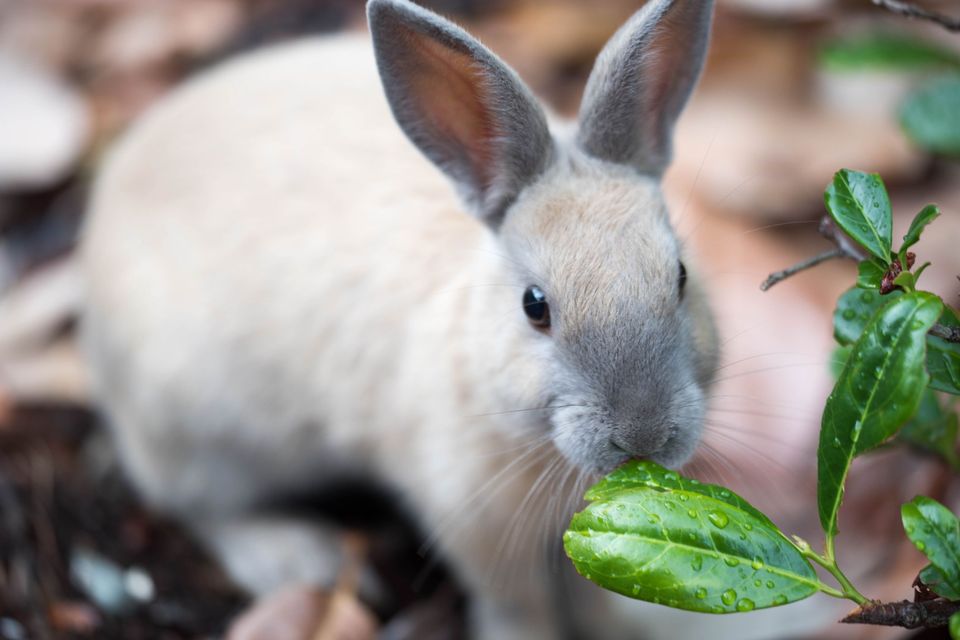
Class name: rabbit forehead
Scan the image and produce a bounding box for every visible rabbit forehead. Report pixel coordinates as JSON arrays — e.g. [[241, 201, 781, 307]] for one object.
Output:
[[501, 156, 680, 326]]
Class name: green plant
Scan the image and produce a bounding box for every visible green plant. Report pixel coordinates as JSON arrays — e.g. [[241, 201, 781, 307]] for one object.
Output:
[[820, 31, 960, 157], [563, 169, 960, 633]]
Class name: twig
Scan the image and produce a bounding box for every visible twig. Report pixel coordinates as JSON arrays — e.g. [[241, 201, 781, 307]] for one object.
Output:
[[818, 217, 868, 262], [930, 323, 960, 343], [871, 0, 960, 32], [760, 216, 960, 344], [760, 249, 846, 291], [759, 216, 866, 292], [842, 598, 960, 628]]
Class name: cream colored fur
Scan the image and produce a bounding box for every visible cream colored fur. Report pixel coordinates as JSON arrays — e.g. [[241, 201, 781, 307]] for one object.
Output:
[[80, 3, 724, 637]]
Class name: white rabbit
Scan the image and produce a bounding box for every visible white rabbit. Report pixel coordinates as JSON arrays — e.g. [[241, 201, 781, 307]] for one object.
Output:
[[80, 0, 721, 637]]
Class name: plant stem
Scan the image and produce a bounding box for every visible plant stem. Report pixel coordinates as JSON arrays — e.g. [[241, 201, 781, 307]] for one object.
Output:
[[760, 249, 846, 291], [798, 543, 870, 605], [871, 0, 960, 32], [843, 598, 960, 628]]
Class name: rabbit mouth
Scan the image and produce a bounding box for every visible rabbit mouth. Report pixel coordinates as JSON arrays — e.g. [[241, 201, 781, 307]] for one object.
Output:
[[548, 401, 703, 475]]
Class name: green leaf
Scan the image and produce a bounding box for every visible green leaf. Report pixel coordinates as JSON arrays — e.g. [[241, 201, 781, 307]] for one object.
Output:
[[920, 564, 960, 600], [830, 346, 852, 379], [952, 610, 960, 640], [901, 205, 940, 257], [820, 33, 960, 72], [824, 170, 893, 264], [893, 271, 916, 292], [833, 288, 958, 394], [902, 496, 960, 597], [564, 461, 820, 613], [857, 260, 886, 290], [818, 292, 943, 536], [584, 461, 777, 528], [833, 288, 898, 346], [901, 75, 960, 157], [899, 390, 959, 467], [929, 305, 960, 396]]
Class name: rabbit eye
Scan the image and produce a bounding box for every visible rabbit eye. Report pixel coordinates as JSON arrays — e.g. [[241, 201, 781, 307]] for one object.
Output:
[[678, 261, 688, 299], [523, 286, 550, 329]]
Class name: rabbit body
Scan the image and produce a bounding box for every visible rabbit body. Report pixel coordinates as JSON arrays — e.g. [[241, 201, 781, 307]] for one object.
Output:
[[81, 1, 719, 637]]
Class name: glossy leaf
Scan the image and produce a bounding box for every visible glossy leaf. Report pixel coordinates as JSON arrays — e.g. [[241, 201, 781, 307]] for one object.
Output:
[[833, 288, 896, 346], [951, 610, 960, 640], [929, 305, 960, 396], [893, 271, 916, 292], [584, 461, 776, 528], [902, 496, 960, 597], [818, 292, 943, 535], [901, 76, 960, 157], [824, 170, 893, 264], [857, 260, 886, 290], [564, 461, 820, 613], [920, 564, 960, 600], [901, 205, 940, 256], [834, 288, 957, 394], [899, 390, 959, 467], [820, 33, 960, 71], [830, 346, 852, 379]]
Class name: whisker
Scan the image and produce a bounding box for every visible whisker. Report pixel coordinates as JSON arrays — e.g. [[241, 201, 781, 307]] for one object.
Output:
[[419, 438, 553, 555], [469, 404, 585, 419], [709, 361, 833, 386], [704, 425, 791, 470], [741, 219, 816, 236], [675, 129, 717, 232], [490, 455, 564, 588]]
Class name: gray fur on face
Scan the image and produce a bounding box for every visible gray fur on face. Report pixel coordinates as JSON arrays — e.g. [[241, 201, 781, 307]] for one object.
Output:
[[550, 307, 707, 473], [498, 153, 713, 473], [367, 0, 554, 224], [576, 0, 715, 176]]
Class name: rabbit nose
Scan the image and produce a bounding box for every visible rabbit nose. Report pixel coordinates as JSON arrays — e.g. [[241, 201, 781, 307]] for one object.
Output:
[[609, 426, 671, 460]]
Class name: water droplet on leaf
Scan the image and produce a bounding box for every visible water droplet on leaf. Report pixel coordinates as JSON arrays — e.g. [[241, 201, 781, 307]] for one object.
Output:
[[707, 511, 729, 529], [737, 598, 756, 612], [691, 555, 703, 572], [721, 589, 737, 606]]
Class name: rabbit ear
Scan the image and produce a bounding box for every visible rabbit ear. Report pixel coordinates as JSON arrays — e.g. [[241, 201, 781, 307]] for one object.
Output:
[[367, 0, 554, 224], [576, 0, 714, 177]]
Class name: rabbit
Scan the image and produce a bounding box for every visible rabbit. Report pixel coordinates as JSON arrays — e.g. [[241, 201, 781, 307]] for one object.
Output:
[[79, 0, 720, 637]]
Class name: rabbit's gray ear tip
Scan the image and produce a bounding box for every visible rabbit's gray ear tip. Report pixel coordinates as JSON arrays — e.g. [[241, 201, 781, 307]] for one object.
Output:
[[366, 0, 394, 22], [367, 0, 413, 20]]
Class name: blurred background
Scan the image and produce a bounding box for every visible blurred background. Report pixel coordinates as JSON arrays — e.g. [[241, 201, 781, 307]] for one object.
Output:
[[0, 0, 959, 638]]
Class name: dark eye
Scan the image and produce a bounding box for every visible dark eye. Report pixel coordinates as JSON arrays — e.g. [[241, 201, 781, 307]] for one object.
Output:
[[523, 285, 551, 329], [678, 261, 688, 298]]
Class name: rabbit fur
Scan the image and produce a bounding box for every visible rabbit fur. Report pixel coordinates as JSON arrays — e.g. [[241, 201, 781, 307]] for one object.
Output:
[[80, 0, 721, 637]]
